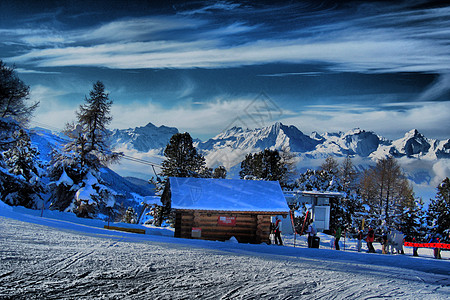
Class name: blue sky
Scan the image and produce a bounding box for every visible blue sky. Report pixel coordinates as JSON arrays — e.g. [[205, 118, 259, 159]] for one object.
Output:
[[1, 0, 449, 140]]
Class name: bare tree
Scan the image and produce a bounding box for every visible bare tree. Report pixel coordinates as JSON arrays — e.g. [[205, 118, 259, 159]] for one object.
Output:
[[0, 60, 38, 124], [360, 156, 414, 230]]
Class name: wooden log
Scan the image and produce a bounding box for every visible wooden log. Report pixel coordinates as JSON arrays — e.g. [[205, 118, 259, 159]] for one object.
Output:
[[104, 226, 146, 234]]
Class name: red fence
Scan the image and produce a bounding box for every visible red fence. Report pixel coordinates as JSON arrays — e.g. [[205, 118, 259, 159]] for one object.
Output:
[[404, 242, 450, 249]]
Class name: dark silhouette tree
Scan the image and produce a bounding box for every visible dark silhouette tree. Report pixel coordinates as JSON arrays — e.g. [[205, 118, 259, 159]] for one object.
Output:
[[212, 165, 227, 179], [161, 132, 206, 178], [239, 149, 287, 184], [0, 60, 38, 124]]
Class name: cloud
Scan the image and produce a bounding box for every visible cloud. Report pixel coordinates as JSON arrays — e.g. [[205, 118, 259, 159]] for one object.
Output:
[[258, 72, 323, 77], [16, 68, 60, 74], [278, 101, 450, 140], [178, 1, 242, 15], [109, 95, 289, 138], [30, 85, 79, 130], [5, 5, 450, 74], [416, 73, 450, 101]]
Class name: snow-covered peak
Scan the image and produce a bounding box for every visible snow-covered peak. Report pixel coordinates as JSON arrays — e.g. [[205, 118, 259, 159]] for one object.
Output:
[[310, 131, 325, 141], [199, 122, 319, 158], [108, 122, 178, 153], [391, 128, 431, 157]]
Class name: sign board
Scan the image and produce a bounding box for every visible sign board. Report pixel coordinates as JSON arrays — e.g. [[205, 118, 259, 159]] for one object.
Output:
[[314, 206, 330, 231], [191, 227, 201, 238], [217, 216, 236, 226]]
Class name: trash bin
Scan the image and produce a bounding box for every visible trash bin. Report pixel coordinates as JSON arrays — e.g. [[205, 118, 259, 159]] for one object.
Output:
[[312, 236, 320, 248]]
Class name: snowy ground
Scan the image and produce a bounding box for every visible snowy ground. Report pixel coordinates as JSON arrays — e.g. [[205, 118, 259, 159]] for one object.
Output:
[[1, 204, 449, 299]]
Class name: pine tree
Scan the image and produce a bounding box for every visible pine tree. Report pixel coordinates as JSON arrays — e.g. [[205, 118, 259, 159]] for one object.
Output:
[[212, 165, 227, 179], [239, 149, 287, 184], [400, 198, 427, 241], [50, 81, 119, 216], [338, 156, 363, 232], [0, 61, 41, 208], [76, 81, 119, 167], [160, 132, 206, 178], [427, 177, 450, 242], [296, 168, 345, 231], [2, 129, 46, 208], [122, 207, 137, 224]]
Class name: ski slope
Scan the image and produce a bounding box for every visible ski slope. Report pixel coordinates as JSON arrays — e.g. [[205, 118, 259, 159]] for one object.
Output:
[[0, 204, 449, 299]]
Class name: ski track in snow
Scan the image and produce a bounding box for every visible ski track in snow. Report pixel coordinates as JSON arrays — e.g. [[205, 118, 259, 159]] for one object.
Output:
[[0, 216, 449, 300]]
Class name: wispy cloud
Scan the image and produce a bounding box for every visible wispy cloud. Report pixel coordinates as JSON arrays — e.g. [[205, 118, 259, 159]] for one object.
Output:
[[416, 73, 450, 101], [177, 1, 242, 15], [258, 72, 323, 77], [4, 4, 450, 74]]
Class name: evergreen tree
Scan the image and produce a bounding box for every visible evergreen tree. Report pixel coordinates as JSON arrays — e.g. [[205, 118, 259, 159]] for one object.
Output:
[[427, 177, 450, 242], [0, 61, 41, 208], [239, 149, 287, 184], [160, 132, 206, 178], [296, 168, 345, 231], [122, 207, 137, 224], [338, 156, 364, 232], [400, 198, 427, 241], [50, 81, 119, 216], [75, 81, 119, 167], [0, 129, 45, 208], [212, 165, 227, 179]]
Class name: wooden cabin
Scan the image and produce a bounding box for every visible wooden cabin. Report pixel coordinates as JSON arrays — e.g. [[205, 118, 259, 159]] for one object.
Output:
[[161, 177, 290, 244]]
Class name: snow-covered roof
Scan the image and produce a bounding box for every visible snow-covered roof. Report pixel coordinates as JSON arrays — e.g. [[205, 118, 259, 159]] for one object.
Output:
[[284, 190, 344, 197], [168, 177, 290, 212]]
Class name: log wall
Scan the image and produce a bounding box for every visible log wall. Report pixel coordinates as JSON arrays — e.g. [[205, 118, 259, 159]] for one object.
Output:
[[174, 210, 274, 244]]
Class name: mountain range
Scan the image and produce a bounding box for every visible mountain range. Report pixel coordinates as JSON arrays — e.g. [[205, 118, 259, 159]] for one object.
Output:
[[105, 122, 449, 202], [109, 122, 449, 167]]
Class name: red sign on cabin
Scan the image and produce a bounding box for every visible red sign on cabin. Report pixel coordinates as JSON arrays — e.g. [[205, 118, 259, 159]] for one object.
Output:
[[217, 216, 236, 226]]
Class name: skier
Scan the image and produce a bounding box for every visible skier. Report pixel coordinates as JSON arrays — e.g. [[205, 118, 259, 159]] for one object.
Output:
[[366, 227, 375, 253], [430, 236, 441, 259], [268, 222, 275, 245], [274, 217, 283, 246], [412, 237, 419, 257], [357, 229, 363, 252], [305, 220, 317, 248], [334, 226, 342, 250], [382, 232, 388, 254]]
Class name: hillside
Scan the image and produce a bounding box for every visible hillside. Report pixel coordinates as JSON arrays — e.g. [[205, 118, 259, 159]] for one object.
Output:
[[28, 128, 155, 218]]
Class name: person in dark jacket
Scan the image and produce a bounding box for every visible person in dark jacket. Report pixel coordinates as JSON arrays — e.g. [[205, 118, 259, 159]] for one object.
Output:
[[366, 227, 375, 253], [305, 220, 317, 248], [334, 226, 342, 250], [274, 217, 283, 246]]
